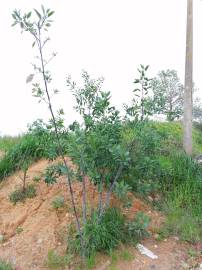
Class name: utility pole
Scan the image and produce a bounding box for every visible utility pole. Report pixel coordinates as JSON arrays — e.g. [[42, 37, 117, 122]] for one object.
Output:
[[183, 0, 193, 155]]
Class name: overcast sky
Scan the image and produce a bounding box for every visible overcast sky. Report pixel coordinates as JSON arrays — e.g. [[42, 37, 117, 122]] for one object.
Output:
[[0, 0, 202, 135]]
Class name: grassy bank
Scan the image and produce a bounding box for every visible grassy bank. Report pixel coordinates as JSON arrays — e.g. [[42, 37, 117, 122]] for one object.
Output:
[[0, 120, 201, 242]]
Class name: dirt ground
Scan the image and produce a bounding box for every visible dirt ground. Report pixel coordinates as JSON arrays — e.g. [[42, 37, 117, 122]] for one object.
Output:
[[0, 159, 201, 270]]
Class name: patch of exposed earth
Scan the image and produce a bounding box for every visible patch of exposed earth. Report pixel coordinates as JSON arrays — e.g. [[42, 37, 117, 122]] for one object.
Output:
[[0, 159, 201, 270]]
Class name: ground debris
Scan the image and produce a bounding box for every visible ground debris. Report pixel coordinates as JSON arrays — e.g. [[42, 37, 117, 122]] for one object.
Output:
[[136, 244, 158, 259]]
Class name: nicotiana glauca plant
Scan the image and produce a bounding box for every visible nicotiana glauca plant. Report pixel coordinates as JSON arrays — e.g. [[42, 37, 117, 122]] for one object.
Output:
[[11, 6, 83, 247], [67, 72, 133, 216]]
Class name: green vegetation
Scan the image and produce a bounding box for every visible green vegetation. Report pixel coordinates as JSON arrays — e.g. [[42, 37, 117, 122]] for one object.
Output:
[[122, 121, 202, 242], [0, 135, 22, 152], [46, 250, 72, 269], [33, 175, 41, 182], [0, 259, 13, 270], [16, 227, 24, 234], [68, 208, 149, 258], [0, 120, 69, 181], [9, 184, 36, 204], [8, 5, 202, 267], [52, 196, 65, 210]]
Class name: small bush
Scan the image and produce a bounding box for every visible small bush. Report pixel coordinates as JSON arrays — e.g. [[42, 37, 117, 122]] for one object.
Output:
[[68, 208, 150, 258], [46, 250, 72, 269], [16, 227, 23, 234], [69, 208, 125, 257], [114, 181, 131, 201], [52, 196, 65, 210], [9, 184, 36, 204], [33, 175, 41, 182], [125, 212, 150, 244], [0, 259, 13, 270]]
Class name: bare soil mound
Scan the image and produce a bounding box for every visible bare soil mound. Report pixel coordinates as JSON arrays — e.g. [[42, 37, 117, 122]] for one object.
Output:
[[0, 160, 201, 270]]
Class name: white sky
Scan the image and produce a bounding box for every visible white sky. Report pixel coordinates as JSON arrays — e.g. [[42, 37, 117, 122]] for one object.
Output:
[[0, 0, 202, 135]]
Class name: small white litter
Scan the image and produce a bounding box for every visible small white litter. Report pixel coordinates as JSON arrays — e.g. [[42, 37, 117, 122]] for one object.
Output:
[[136, 244, 158, 259]]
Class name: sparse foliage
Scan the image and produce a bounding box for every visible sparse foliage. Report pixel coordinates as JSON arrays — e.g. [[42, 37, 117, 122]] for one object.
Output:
[[124, 65, 152, 120], [12, 5, 82, 244], [151, 69, 184, 121], [9, 184, 36, 204]]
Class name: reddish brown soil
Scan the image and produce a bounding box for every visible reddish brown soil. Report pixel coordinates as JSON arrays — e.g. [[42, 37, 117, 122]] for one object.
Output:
[[0, 160, 201, 270]]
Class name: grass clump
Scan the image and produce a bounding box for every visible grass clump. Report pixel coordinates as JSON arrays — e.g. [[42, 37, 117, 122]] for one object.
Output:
[[163, 181, 202, 243], [52, 196, 65, 210], [0, 119, 69, 181], [119, 250, 134, 261], [0, 135, 44, 180], [68, 208, 150, 258], [33, 175, 41, 182], [16, 227, 23, 234], [74, 208, 125, 257], [0, 259, 13, 270], [9, 184, 36, 204], [0, 135, 22, 152], [46, 250, 72, 269]]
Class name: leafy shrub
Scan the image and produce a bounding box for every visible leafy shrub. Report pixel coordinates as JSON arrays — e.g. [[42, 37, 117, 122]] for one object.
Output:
[[0, 259, 13, 270], [114, 181, 131, 201], [52, 196, 65, 210], [125, 212, 150, 244], [114, 181, 132, 207], [69, 208, 125, 257], [46, 250, 72, 269], [9, 184, 36, 204], [68, 208, 150, 258], [44, 163, 68, 185], [122, 121, 161, 195], [0, 136, 22, 152], [33, 175, 41, 182]]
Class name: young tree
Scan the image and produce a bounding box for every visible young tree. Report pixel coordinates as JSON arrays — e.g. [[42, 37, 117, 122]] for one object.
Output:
[[124, 65, 153, 121], [12, 7, 133, 258], [183, 0, 193, 154], [12, 6, 83, 244], [150, 69, 184, 121]]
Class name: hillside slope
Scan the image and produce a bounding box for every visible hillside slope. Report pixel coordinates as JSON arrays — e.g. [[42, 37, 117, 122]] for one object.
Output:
[[0, 159, 201, 270]]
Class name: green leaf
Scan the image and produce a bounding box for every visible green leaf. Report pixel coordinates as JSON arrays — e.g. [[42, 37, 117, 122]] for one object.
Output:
[[12, 13, 16, 19], [45, 23, 51, 27], [34, 9, 41, 19], [48, 11, 55, 17], [11, 22, 17, 27], [32, 41, 36, 48], [145, 65, 149, 71], [27, 12, 32, 19], [20, 22, 24, 29], [41, 5, 45, 15]]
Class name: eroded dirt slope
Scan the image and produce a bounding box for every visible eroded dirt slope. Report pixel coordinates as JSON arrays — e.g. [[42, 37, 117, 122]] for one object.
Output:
[[0, 159, 201, 270]]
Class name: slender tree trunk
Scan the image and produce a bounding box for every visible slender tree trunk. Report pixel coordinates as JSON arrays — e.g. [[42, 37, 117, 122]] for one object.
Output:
[[22, 170, 27, 193], [82, 174, 87, 224], [36, 31, 83, 242], [183, 0, 193, 155]]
